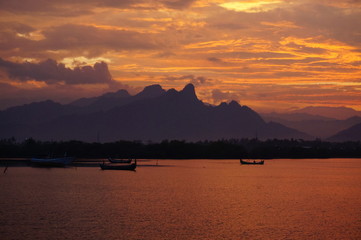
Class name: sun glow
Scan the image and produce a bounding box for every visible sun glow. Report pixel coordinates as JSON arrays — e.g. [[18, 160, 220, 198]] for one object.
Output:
[[220, 1, 283, 12], [61, 57, 111, 68]]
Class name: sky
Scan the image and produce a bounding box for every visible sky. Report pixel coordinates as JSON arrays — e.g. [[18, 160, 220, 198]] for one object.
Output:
[[0, 0, 361, 112]]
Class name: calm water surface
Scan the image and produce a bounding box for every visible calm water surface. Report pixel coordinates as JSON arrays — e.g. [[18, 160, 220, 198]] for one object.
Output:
[[1, 159, 360, 240]]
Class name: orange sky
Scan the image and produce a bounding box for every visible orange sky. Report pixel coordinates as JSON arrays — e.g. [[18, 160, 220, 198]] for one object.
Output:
[[0, 0, 360, 112]]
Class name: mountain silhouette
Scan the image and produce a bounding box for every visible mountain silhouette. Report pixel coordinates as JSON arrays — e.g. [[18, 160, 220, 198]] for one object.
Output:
[[0, 84, 310, 142], [262, 112, 361, 139], [292, 106, 361, 120], [328, 122, 361, 142], [69, 84, 165, 113]]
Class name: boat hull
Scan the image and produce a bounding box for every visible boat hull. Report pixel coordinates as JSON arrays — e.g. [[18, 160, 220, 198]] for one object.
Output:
[[108, 158, 132, 164], [240, 159, 264, 165], [31, 157, 75, 167], [100, 163, 136, 171]]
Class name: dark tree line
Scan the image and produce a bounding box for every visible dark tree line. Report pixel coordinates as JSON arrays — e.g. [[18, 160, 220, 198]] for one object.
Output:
[[0, 137, 361, 159]]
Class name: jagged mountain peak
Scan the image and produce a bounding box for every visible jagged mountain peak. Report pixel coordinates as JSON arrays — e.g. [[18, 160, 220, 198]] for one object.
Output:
[[229, 100, 240, 108], [144, 84, 164, 92], [180, 83, 197, 99], [182, 83, 195, 92], [136, 84, 165, 99], [218, 102, 227, 107]]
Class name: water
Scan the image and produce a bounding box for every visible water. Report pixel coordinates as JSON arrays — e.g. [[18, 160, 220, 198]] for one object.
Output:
[[1, 159, 360, 240]]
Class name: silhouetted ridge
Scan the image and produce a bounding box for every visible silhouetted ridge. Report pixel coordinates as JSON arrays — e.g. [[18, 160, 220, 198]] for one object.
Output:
[[181, 84, 197, 98], [135, 84, 165, 99], [102, 89, 130, 98], [0, 100, 74, 125], [229, 100, 240, 108], [70, 89, 130, 107], [328, 122, 361, 141], [217, 101, 242, 109], [0, 83, 310, 141], [218, 102, 228, 108]]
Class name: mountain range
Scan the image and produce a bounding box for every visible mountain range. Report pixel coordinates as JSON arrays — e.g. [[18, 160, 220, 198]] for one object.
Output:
[[261, 112, 361, 139], [290, 106, 361, 120], [0, 83, 360, 142], [0, 84, 313, 142]]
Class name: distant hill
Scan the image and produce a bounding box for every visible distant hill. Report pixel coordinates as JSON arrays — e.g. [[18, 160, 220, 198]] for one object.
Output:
[[328, 123, 361, 142], [0, 84, 309, 142], [69, 84, 165, 113], [0, 100, 78, 125], [291, 106, 361, 120], [262, 112, 361, 139]]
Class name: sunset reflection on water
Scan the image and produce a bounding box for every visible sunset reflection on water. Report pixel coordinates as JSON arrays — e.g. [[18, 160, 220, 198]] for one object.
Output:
[[1, 159, 360, 239]]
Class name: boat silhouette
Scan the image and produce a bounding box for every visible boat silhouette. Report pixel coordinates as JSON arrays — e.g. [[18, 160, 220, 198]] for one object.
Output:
[[100, 159, 137, 170], [240, 159, 264, 165], [107, 157, 132, 164]]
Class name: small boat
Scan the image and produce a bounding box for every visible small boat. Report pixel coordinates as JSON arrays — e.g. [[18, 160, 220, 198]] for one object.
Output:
[[240, 159, 264, 165], [107, 157, 132, 164], [100, 159, 137, 171], [31, 156, 75, 167]]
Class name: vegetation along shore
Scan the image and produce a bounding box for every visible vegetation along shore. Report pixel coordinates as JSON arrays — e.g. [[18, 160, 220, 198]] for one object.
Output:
[[1, 138, 360, 160]]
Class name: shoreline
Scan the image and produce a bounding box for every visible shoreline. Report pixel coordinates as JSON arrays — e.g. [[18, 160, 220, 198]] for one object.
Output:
[[1, 157, 360, 168]]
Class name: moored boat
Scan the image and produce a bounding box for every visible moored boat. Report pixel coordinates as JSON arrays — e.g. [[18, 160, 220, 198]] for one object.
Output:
[[240, 159, 264, 165], [100, 159, 137, 171], [107, 157, 132, 164], [31, 156, 75, 167]]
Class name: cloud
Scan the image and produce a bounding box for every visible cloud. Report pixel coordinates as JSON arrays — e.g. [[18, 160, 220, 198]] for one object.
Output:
[[0, 0, 197, 15], [40, 24, 160, 54], [207, 57, 228, 65], [0, 23, 161, 58], [0, 0, 93, 16], [0, 22, 36, 53], [0, 58, 113, 85], [163, 74, 215, 86], [160, 0, 196, 9], [283, 2, 361, 47], [211, 89, 241, 104], [284, 42, 327, 54]]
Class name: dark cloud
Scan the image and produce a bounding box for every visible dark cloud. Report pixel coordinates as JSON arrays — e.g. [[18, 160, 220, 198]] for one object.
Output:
[[0, 22, 35, 34], [285, 3, 361, 46], [0, 58, 112, 85], [0, 0, 196, 15], [0, 23, 161, 58], [40, 24, 159, 53], [253, 57, 326, 65], [0, 22, 35, 53], [160, 0, 195, 9], [210, 83, 361, 106], [207, 57, 228, 65], [207, 2, 361, 48], [285, 42, 327, 54], [235, 51, 296, 59], [0, 0, 93, 16], [164, 74, 214, 86], [211, 89, 241, 104]]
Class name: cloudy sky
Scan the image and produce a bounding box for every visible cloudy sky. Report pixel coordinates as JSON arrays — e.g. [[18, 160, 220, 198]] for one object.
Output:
[[0, 0, 360, 112]]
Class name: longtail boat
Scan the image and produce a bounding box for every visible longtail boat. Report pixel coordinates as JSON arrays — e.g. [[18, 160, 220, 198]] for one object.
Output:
[[240, 159, 264, 165], [100, 159, 137, 171], [31, 156, 75, 167], [107, 157, 132, 164]]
